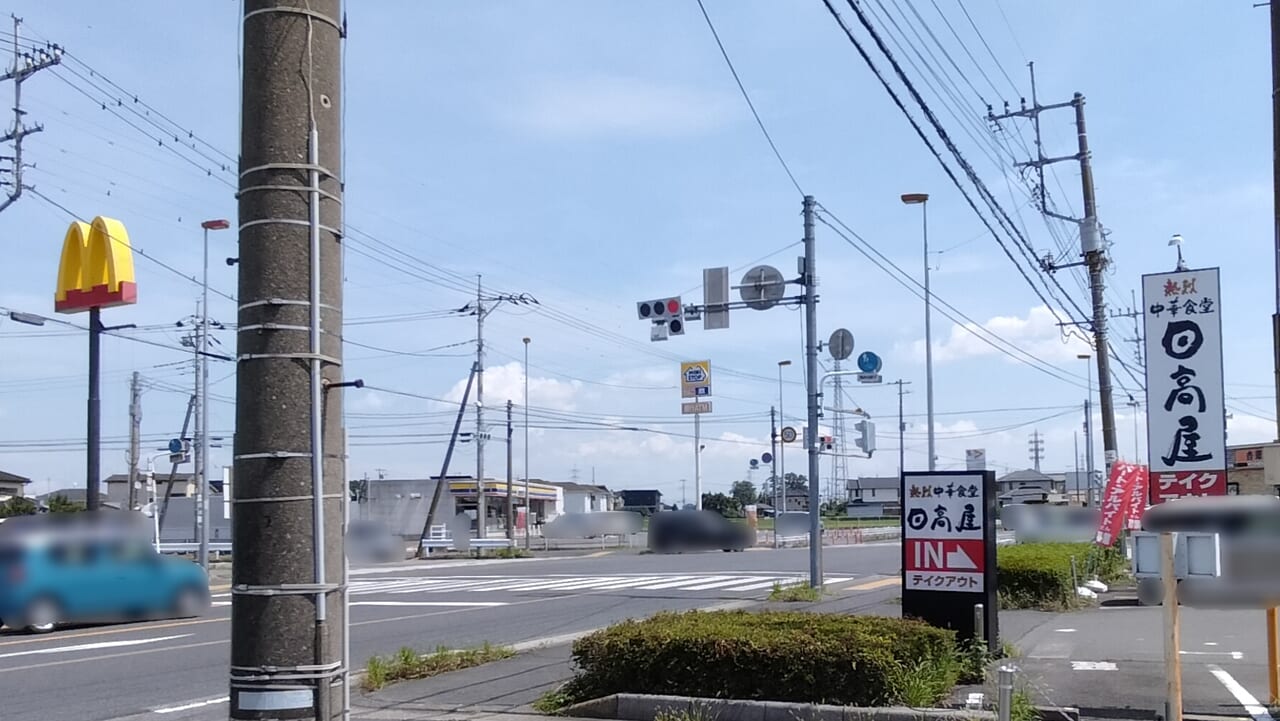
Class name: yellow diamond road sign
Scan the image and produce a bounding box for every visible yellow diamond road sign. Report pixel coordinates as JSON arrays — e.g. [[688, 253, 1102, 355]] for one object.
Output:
[[680, 360, 711, 399]]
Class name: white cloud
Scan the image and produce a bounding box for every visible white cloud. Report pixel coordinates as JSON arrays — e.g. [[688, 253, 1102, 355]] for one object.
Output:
[[900, 305, 1092, 365], [445, 361, 581, 411], [507, 75, 732, 138]]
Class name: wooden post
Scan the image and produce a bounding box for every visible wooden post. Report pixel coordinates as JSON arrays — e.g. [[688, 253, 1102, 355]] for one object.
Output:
[[1161, 532, 1183, 721], [1268, 607, 1280, 705]]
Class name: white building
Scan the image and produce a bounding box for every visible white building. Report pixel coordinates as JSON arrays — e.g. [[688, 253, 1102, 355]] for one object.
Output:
[[552, 482, 611, 514]]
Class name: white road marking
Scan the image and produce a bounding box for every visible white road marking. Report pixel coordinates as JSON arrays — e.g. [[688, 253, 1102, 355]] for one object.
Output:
[[154, 696, 230, 714], [682, 576, 753, 590], [0, 634, 191, 661], [1070, 661, 1117, 671], [1181, 650, 1244, 660], [1055, 628, 1077, 633], [1208, 663, 1276, 721], [633, 576, 717, 590], [1205, 642, 1220, 646], [348, 557, 546, 575], [724, 578, 796, 591], [351, 601, 508, 608]]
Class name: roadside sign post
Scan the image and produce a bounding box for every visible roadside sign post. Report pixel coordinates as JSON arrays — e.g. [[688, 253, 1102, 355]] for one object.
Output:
[[1161, 531, 1183, 721], [901, 470, 998, 649], [680, 361, 712, 510], [1142, 268, 1227, 506]]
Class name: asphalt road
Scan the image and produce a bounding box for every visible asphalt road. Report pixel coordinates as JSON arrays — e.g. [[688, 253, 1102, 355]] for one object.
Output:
[[1007, 600, 1280, 719], [0, 542, 902, 721]]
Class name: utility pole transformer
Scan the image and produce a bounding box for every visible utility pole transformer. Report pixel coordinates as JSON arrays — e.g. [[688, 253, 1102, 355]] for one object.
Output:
[[990, 85, 1120, 481], [233, 2, 346, 719], [127, 371, 141, 511]]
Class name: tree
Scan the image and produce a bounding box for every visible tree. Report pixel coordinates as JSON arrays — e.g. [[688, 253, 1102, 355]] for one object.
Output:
[[46, 494, 85, 513], [730, 480, 757, 509], [784, 473, 808, 493], [0, 497, 38, 518], [701, 492, 742, 518]]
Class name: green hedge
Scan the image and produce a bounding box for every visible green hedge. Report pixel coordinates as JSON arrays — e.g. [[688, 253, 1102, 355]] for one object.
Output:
[[997, 542, 1127, 609], [560, 610, 959, 707]]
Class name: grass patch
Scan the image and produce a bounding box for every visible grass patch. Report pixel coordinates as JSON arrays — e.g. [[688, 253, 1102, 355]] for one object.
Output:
[[362, 642, 514, 691], [1007, 688, 1038, 721], [481, 546, 531, 559], [767, 581, 822, 602], [997, 542, 1128, 610], [557, 609, 960, 707], [654, 703, 719, 721]]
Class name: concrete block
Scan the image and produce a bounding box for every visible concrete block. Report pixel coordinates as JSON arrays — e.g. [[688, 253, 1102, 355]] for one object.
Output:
[[559, 694, 619, 720], [616, 694, 691, 721]]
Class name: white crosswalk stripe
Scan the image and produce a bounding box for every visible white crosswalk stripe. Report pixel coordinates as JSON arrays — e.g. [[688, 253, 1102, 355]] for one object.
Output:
[[346, 573, 857, 597]]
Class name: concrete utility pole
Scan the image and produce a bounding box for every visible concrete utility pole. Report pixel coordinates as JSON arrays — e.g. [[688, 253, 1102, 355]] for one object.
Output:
[[474, 277, 486, 538], [770, 405, 779, 547], [506, 399, 514, 542], [802, 196, 823, 588], [990, 85, 1119, 482], [0, 15, 60, 213], [896, 380, 910, 479], [694, 412, 702, 510], [127, 371, 141, 511], [233, 2, 346, 719], [1268, 0, 1280, 705], [901, 193, 935, 471]]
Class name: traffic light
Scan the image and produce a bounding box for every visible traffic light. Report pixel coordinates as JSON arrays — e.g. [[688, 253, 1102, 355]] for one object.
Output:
[[636, 297, 685, 335], [854, 420, 876, 456]]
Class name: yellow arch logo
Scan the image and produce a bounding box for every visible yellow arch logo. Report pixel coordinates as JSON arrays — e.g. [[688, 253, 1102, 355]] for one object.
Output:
[[54, 216, 137, 314]]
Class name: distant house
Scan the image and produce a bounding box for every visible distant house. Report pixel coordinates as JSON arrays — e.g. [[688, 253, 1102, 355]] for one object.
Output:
[[845, 477, 901, 518], [618, 489, 663, 516], [105, 472, 201, 507], [0, 470, 32, 499], [996, 469, 1067, 507], [551, 482, 611, 513]]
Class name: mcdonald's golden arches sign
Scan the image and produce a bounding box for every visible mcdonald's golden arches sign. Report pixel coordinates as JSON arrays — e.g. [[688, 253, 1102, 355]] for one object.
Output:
[[54, 216, 137, 314]]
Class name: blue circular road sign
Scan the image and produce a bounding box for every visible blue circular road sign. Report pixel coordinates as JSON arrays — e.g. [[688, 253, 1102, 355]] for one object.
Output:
[[168, 438, 183, 453], [857, 351, 882, 374], [761, 452, 774, 464]]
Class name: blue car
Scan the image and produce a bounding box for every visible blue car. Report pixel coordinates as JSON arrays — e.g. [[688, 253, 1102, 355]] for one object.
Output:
[[0, 513, 210, 633]]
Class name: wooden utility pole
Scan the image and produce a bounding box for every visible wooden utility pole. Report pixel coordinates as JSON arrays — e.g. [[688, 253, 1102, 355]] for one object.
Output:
[[232, 1, 346, 719]]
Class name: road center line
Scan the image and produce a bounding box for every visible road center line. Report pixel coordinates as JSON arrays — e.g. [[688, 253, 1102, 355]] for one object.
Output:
[[1208, 663, 1275, 721]]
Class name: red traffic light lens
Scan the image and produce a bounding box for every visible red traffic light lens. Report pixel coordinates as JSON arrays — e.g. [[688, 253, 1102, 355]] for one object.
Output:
[[666, 299, 680, 314]]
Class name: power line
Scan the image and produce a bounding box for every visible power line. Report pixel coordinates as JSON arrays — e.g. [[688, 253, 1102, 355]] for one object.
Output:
[[694, 0, 803, 196]]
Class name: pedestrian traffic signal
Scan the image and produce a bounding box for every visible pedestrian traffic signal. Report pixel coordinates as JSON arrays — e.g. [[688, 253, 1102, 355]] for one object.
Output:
[[636, 297, 685, 335], [854, 420, 876, 456]]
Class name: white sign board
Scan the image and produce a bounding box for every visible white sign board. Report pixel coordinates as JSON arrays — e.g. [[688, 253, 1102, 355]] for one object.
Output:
[[965, 449, 986, 472], [902, 473, 986, 592], [1142, 268, 1227, 504], [681, 401, 712, 415]]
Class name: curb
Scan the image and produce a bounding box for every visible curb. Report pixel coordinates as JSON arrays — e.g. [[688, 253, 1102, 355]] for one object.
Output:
[[561, 694, 998, 721]]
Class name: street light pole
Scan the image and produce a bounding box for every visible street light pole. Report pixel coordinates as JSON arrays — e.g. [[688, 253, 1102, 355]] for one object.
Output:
[[522, 337, 531, 549], [198, 219, 229, 570], [902, 193, 935, 471]]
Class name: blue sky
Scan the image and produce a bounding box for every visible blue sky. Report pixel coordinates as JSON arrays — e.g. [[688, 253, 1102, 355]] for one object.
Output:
[[0, 1, 1273, 502]]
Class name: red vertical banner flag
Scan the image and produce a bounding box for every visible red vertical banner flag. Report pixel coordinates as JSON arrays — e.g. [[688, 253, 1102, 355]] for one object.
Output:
[[1095, 462, 1136, 546], [1124, 465, 1149, 530]]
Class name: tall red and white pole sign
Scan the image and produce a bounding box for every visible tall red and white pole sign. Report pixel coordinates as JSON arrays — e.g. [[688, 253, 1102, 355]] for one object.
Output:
[[1142, 268, 1227, 505]]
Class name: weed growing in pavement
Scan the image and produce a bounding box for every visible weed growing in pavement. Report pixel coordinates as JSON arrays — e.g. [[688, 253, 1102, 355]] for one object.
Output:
[[653, 702, 719, 721], [766, 581, 822, 602], [886, 656, 961, 706], [1006, 688, 1037, 721], [532, 686, 575, 714], [361, 641, 515, 692]]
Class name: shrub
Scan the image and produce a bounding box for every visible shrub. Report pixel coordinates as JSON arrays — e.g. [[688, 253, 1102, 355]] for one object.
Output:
[[997, 542, 1128, 610], [560, 610, 959, 707]]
